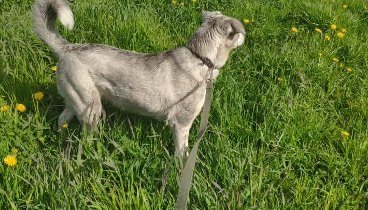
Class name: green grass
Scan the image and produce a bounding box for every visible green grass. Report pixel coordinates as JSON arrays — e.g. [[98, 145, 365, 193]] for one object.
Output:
[[1, 0, 368, 208]]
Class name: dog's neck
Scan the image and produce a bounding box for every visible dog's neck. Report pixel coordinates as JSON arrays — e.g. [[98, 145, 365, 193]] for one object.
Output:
[[187, 27, 233, 69], [187, 26, 223, 68], [186, 47, 215, 70]]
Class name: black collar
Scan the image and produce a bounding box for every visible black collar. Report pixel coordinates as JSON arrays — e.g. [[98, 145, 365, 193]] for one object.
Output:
[[186, 47, 215, 69]]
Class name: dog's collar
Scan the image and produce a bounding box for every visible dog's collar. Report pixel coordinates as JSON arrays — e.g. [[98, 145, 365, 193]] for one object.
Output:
[[186, 47, 215, 70]]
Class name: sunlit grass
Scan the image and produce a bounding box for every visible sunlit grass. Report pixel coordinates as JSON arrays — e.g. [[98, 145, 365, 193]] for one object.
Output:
[[1, 0, 368, 208]]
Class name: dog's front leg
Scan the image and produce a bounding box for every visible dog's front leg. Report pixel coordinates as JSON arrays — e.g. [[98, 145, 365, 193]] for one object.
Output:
[[171, 124, 191, 157]]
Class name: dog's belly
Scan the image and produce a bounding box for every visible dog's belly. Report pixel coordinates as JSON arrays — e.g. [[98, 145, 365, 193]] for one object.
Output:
[[96, 79, 206, 123], [98, 86, 168, 119]]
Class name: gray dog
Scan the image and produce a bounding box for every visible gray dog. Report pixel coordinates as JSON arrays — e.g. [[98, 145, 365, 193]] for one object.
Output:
[[32, 0, 245, 157]]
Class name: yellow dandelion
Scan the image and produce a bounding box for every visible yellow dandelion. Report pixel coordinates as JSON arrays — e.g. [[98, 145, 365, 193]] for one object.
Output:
[[341, 130, 350, 138], [51, 66, 57, 72], [330, 24, 337, 30], [11, 148, 18, 154], [336, 32, 345, 38], [324, 35, 331, 41], [342, 5, 348, 9], [3, 155, 17, 167], [341, 28, 347, 33], [16, 104, 26, 113], [0, 105, 10, 112], [243, 18, 250, 24], [346, 67, 352, 73], [33, 91, 44, 101], [290, 27, 299, 33], [332, 57, 339, 63], [315, 28, 322, 33], [62, 123, 69, 129]]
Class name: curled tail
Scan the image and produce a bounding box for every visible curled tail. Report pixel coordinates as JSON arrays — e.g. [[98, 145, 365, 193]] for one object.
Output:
[[32, 0, 74, 54]]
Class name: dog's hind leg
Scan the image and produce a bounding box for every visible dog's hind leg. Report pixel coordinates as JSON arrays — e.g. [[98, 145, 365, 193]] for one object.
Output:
[[64, 87, 102, 133], [57, 71, 103, 132], [81, 89, 103, 132], [58, 106, 75, 130]]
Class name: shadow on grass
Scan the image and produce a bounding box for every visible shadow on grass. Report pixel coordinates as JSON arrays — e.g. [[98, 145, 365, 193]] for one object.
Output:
[[0, 68, 176, 158]]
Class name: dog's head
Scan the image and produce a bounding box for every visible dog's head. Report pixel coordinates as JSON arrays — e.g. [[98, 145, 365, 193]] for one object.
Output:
[[188, 11, 245, 68], [202, 11, 245, 49]]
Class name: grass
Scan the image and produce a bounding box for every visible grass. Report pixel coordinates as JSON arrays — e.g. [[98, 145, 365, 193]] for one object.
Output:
[[1, 0, 368, 208]]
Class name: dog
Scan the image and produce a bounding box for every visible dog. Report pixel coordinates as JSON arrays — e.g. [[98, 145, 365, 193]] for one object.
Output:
[[32, 0, 245, 157]]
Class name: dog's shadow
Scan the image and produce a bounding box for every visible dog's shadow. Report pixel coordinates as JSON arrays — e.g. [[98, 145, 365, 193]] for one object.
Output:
[[0, 69, 174, 157], [60, 104, 176, 158], [99, 102, 174, 148]]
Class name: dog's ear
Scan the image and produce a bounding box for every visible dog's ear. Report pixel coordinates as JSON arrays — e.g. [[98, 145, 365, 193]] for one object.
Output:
[[226, 18, 245, 35], [219, 18, 245, 35], [223, 19, 246, 48]]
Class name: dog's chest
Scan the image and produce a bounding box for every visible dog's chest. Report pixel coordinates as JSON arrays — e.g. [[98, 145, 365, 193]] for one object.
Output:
[[192, 86, 207, 117]]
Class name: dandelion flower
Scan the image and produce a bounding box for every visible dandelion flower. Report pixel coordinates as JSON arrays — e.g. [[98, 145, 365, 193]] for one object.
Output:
[[341, 28, 347, 33], [51, 66, 57, 72], [4, 155, 17, 167], [346, 67, 352, 73], [16, 104, 26, 113], [315, 28, 322, 33], [11, 148, 18, 154], [324, 35, 331, 41], [243, 18, 250, 24], [332, 57, 339, 63], [342, 5, 348, 9], [0, 105, 10, 112], [62, 123, 69, 129], [336, 32, 345, 38], [330, 24, 337, 30], [341, 130, 350, 138], [33, 91, 44, 101], [290, 27, 299, 33]]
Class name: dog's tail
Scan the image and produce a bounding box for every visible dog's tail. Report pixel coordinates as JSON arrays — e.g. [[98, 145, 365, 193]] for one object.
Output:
[[32, 0, 74, 54]]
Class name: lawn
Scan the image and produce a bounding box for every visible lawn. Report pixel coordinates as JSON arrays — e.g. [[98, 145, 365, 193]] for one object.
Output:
[[1, 0, 368, 209]]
